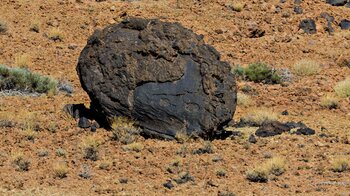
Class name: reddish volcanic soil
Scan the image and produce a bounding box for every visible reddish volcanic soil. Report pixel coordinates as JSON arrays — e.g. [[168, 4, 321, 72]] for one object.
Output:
[[0, 0, 349, 195]]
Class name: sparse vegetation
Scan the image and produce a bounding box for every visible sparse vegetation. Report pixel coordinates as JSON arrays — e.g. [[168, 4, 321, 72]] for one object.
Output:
[[55, 148, 66, 157], [98, 159, 112, 170], [0, 20, 8, 34], [334, 78, 350, 98], [320, 95, 339, 109], [12, 152, 30, 171], [193, 141, 213, 155], [15, 54, 32, 68], [241, 108, 278, 126], [22, 129, 37, 141], [216, 168, 227, 177], [30, 20, 40, 33], [237, 92, 253, 107], [122, 142, 144, 152], [175, 130, 190, 143], [232, 3, 244, 12], [246, 157, 286, 182], [331, 157, 349, 172], [233, 63, 281, 84], [293, 60, 320, 76], [80, 136, 101, 161], [109, 116, 140, 145], [53, 162, 68, 179], [48, 28, 64, 41], [246, 167, 269, 182], [0, 65, 58, 94]]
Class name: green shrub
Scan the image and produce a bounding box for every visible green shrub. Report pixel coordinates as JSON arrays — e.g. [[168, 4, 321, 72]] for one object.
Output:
[[233, 63, 281, 84], [0, 65, 57, 94]]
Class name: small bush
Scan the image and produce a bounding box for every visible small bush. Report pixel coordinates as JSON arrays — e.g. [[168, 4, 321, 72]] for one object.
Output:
[[216, 168, 227, 177], [109, 116, 140, 145], [237, 92, 253, 107], [0, 65, 58, 94], [48, 28, 64, 41], [22, 129, 37, 141], [0, 20, 8, 34], [241, 109, 278, 126], [232, 3, 244, 12], [334, 78, 350, 98], [293, 60, 320, 76], [53, 162, 68, 179], [122, 142, 144, 152], [12, 152, 30, 171], [320, 95, 339, 109], [331, 158, 349, 172], [246, 167, 269, 182], [98, 160, 112, 170], [30, 20, 40, 33], [233, 63, 281, 84], [265, 157, 286, 176], [55, 148, 66, 157], [80, 136, 101, 161], [175, 130, 190, 144], [193, 141, 213, 155]]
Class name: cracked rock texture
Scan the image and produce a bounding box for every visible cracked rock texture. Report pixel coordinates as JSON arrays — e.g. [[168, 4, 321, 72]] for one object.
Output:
[[77, 18, 237, 139]]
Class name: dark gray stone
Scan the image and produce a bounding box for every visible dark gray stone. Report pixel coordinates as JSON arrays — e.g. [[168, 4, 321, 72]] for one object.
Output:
[[255, 121, 291, 137], [77, 18, 237, 139], [294, 6, 303, 14], [78, 117, 91, 128], [326, 0, 347, 6], [340, 19, 350, 30], [293, 128, 315, 135], [299, 19, 317, 34], [248, 134, 257, 143]]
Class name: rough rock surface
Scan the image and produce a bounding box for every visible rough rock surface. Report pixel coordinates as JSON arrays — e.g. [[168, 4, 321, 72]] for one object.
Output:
[[326, 0, 348, 6], [77, 18, 237, 139], [299, 19, 317, 34]]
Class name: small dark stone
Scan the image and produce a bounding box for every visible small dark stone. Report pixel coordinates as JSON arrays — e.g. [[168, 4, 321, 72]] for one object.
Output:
[[248, 28, 265, 38], [326, 0, 347, 6], [163, 181, 174, 189], [321, 126, 328, 131], [280, 0, 286, 3], [119, 178, 128, 184], [174, 172, 194, 184], [285, 121, 307, 129], [293, 128, 315, 135], [248, 134, 257, 143], [325, 22, 334, 35], [340, 19, 350, 30], [78, 117, 91, 128], [320, 12, 334, 23], [346, 2, 350, 7], [281, 110, 289, 115], [0, 120, 16, 128], [294, 6, 303, 14], [90, 121, 99, 132], [37, 151, 49, 157], [299, 19, 317, 34], [319, 133, 329, 138], [255, 121, 291, 137]]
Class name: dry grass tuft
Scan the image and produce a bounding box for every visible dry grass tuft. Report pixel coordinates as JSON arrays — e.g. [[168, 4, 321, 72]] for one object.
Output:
[[237, 92, 253, 107], [293, 60, 320, 76], [80, 136, 102, 161], [53, 162, 69, 179], [48, 28, 64, 41], [241, 108, 278, 126], [334, 78, 350, 98], [331, 157, 349, 172], [320, 95, 339, 109], [122, 142, 144, 152], [109, 116, 140, 144], [246, 157, 286, 182], [232, 3, 244, 12], [11, 152, 30, 171], [15, 54, 32, 68]]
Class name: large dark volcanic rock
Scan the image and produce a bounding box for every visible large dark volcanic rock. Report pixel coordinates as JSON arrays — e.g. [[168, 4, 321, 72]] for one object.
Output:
[[77, 18, 237, 139]]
